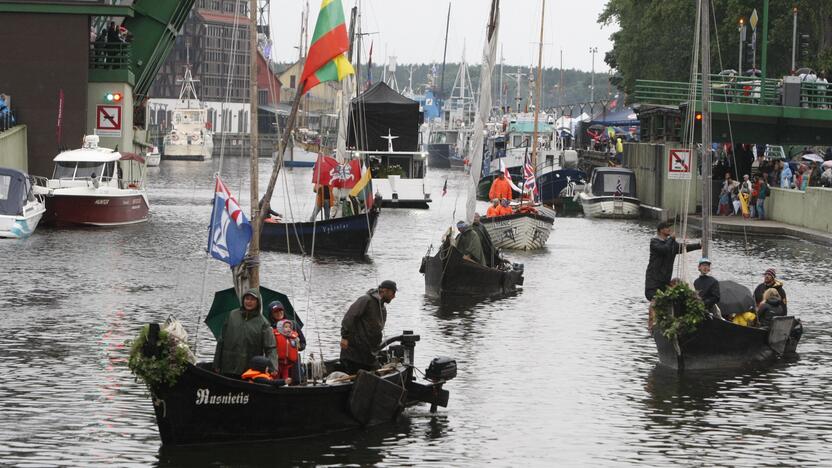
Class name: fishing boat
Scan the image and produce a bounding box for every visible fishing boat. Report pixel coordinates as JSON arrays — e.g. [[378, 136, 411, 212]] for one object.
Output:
[[38, 135, 149, 226], [578, 167, 640, 219], [651, 0, 802, 371], [0, 168, 46, 238], [162, 66, 214, 161], [347, 82, 430, 209], [260, 205, 379, 257], [422, 0, 525, 296]]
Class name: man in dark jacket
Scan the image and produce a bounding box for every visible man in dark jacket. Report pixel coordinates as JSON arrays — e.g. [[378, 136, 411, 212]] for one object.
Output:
[[753, 268, 787, 314], [471, 213, 498, 267], [214, 288, 278, 378], [340, 280, 396, 374], [644, 221, 702, 301], [693, 257, 720, 316]]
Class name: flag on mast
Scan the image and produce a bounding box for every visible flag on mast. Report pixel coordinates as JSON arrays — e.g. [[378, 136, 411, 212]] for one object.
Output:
[[300, 0, 355, 95], [208, 175, 252, 266]]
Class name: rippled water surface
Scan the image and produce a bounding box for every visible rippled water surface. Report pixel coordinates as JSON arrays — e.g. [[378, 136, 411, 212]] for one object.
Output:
[[1, 158, 831, 466]]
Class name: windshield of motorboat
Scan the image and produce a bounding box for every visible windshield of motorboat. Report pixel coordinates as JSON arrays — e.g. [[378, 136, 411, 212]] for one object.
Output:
[[176, 110, 203, 125], [370, 154, 420, 179], [53, 162, 106, 180], [593, 171, 636, 196], [0, 174, 10, 201]]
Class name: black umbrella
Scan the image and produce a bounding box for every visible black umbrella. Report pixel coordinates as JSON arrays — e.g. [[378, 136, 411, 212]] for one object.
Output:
[[795, 67, 815, 76], [717, 280, 756, 317]]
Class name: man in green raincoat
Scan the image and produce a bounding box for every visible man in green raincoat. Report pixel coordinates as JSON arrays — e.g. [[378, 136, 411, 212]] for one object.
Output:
[[213, 288, 278, 377], [455, 220, 485, 265]]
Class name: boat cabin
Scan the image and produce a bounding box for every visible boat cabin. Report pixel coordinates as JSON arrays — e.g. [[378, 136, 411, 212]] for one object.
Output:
[[49, 135, 146, 189], [589, 167, 637, 198], [360, 150, 428, 180]]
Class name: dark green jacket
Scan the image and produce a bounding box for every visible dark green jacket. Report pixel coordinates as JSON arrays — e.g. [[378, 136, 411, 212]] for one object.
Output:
[[471, 221, 497, 267], [340, 289, 387, 366], [214, 289, 278, 376], [456, 228, 485, 265]]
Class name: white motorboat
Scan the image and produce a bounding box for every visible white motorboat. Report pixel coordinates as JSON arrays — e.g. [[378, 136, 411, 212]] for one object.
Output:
[[145, 145, 161, 167], [578, 167, 640, 219], [0, 168, 46, 238], [37, 135, 150, 226], [162, 66, 214, 161]]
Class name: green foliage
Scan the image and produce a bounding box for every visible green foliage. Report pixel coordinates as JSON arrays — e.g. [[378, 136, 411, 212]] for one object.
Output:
[[128, 324, 190, 392], [653, 282, 708, 340], [600, 0, 832, 96], [377, 164, 404, 177]]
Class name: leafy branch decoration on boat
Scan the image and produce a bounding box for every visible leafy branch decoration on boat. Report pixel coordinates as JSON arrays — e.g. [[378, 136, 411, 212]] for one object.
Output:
[[653, 282, 707, 340], [128, 324, 191, 391]]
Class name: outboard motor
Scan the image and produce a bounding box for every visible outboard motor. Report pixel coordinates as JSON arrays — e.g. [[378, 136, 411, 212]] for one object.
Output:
[[425, 356, 457, 382], [512, 262, 524, 272]]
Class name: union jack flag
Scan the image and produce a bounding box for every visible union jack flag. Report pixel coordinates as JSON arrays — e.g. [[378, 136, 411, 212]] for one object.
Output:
[[523, 151, 538, 202]]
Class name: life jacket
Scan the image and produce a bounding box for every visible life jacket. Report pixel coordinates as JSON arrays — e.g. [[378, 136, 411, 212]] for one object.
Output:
[[241, 369, 273, 382], [731, 311, 757, 327], [274, 328, 299, 362], [489, 178, 513, 201], [486, 205, 500, 217], [518, 205, 538, 214], [496, 205, 513, 216]]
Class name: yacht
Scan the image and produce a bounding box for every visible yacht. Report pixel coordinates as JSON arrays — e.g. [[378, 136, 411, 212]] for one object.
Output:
[[0, 168, 46, 238], [162, 66, 214, 161]]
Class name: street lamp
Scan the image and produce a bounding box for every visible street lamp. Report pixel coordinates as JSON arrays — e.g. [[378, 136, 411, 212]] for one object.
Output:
[[738, 18, 746, 74], [589, 46, 598, 102]]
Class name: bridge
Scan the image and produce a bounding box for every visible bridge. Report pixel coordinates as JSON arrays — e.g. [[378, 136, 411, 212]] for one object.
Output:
[[634, 74, 832, 145]]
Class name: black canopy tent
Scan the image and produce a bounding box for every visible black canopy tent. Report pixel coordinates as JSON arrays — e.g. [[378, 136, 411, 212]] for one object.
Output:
[[0, 168, 33, 216], [347, 82, 422, 152]]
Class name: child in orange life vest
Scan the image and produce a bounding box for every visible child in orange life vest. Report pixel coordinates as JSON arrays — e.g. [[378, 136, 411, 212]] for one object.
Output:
[[240, 356, 290, 386], [496, 198, 513, 216], [274, 319, 300, 380]]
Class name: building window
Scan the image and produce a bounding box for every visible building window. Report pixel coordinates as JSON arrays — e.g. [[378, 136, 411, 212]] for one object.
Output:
[[289, 75, 296, 89], [258, 89, 268, 105]]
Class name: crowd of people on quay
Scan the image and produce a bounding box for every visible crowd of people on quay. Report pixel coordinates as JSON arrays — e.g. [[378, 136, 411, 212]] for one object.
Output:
[[644, 221, 788, 329], [714, 143, 832, 220]]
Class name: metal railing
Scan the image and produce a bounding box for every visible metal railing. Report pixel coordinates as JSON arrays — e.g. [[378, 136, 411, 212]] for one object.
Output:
[[89, 41, 132, 70], [799, 81, 832, 109], [635, 74, 780, 106]]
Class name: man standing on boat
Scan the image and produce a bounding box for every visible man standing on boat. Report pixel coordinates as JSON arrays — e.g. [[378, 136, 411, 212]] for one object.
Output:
[[340, 281, 397, 374], [214, 288, 279, 378], [694, 257, 721, 317], [645, 221, 701, 328]]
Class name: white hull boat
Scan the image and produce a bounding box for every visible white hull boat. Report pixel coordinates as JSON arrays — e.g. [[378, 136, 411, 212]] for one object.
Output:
[[578, 167, 641, 219], [145, 147, 161, 167], [578, 193, 641, 219], [162, 65, 214, 161], [480, 210, 554, 250], [0, 169, 46, 238]]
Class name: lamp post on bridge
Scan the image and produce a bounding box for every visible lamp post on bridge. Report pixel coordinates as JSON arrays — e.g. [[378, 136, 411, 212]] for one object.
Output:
[[589, 46, 598, 103], [738, 18, 746, 74]]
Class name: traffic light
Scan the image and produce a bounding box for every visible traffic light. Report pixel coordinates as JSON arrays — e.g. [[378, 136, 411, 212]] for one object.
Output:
[[105, 92, 123, 103], [745, 42, 756, 70], [799, 34, 811, 60]]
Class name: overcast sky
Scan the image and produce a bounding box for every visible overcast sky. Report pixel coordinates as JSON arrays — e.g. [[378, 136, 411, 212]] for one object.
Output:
[[269, 0, 617, 73]]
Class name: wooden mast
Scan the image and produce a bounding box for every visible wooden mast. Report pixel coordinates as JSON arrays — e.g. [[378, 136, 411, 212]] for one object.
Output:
[[700, 0, 712, 257], [247, 0, 261, 290], [530, 0, 545, 200]]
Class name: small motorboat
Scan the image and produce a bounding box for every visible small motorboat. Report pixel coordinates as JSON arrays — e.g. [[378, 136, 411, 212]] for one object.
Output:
[[145, 146, 161, 167], [38, 135, 150, 226], [578, 167, 640, 219], [0, 168, 46, 238]]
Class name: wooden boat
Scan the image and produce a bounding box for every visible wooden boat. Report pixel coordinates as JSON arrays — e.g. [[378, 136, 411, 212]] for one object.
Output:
[[652, 316, 802, 371], [479, 210, 553, 250], [260, 207, 379, 257], [421, 244, 523, 298], [145, 330, 454, 445]]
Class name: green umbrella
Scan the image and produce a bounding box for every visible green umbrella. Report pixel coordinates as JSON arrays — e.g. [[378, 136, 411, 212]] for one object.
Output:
[[205, 286, 303, 340]]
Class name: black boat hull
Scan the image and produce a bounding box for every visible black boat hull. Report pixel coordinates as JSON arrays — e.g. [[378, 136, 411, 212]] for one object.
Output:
[[152, 363, 413, 446], [260, 208, 379, 257], [421, 245, 523, 298], [653, 317, 802, 370]]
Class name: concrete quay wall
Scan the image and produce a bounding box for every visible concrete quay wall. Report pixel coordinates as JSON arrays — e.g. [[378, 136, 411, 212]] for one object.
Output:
[[767, 187, 832, 234], [0, 125, 28, 171], [622, 142, 700, 219]]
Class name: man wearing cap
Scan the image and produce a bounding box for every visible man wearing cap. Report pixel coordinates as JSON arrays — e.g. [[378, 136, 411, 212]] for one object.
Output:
[[694, 258, 721, 316], [214, 288, 278, 378], [645, 221, 702, 301], [754, 268, 787, 314], [455, 220, 485, 265], [339, 281, 397, 373]]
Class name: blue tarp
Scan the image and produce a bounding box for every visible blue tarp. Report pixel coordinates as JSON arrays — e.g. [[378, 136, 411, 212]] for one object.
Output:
[[590, 106, 639, 127]]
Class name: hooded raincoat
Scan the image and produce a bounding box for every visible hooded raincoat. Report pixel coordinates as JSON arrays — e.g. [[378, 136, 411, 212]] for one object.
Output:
[[213, 288, 278, 376]]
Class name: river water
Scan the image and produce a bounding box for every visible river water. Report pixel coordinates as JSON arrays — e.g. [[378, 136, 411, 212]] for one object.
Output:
[[1, 157, 831, 467]]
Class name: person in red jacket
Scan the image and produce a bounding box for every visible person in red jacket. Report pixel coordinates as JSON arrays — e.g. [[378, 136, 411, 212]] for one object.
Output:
[[240, 356, 290, 386], [488, 172, 513, 201], [274, 320, 300, 380]]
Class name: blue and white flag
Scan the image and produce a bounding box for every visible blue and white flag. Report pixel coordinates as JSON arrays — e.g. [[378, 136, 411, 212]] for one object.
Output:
[[208, 175, 252, 266]]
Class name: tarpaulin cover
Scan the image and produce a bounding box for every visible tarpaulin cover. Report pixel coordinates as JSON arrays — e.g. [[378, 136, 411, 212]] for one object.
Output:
[[0, 168, 31, 216], [590, 106, 640, 127], [591, 168, 637, 197], [347, 82, 421, 152]]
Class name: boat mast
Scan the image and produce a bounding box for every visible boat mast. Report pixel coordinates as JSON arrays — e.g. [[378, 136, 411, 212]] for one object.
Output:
[[530, 0, 545, 174], [439, 2, 450, 101], [700, 0, 712, 256], [247, 0, 261, 289]]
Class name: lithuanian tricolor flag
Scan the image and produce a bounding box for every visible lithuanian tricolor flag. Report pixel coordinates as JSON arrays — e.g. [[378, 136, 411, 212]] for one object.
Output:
[[300, 0, 355, 94]]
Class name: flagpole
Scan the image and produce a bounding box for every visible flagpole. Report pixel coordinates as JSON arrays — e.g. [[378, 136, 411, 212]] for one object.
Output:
[[529, 0, 545, 205], [247, 0, 261, 290]]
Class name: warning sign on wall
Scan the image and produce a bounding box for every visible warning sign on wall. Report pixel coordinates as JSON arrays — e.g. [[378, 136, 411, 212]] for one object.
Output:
[[96, 105, 122, 136], [668, 149, 692, 179]]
